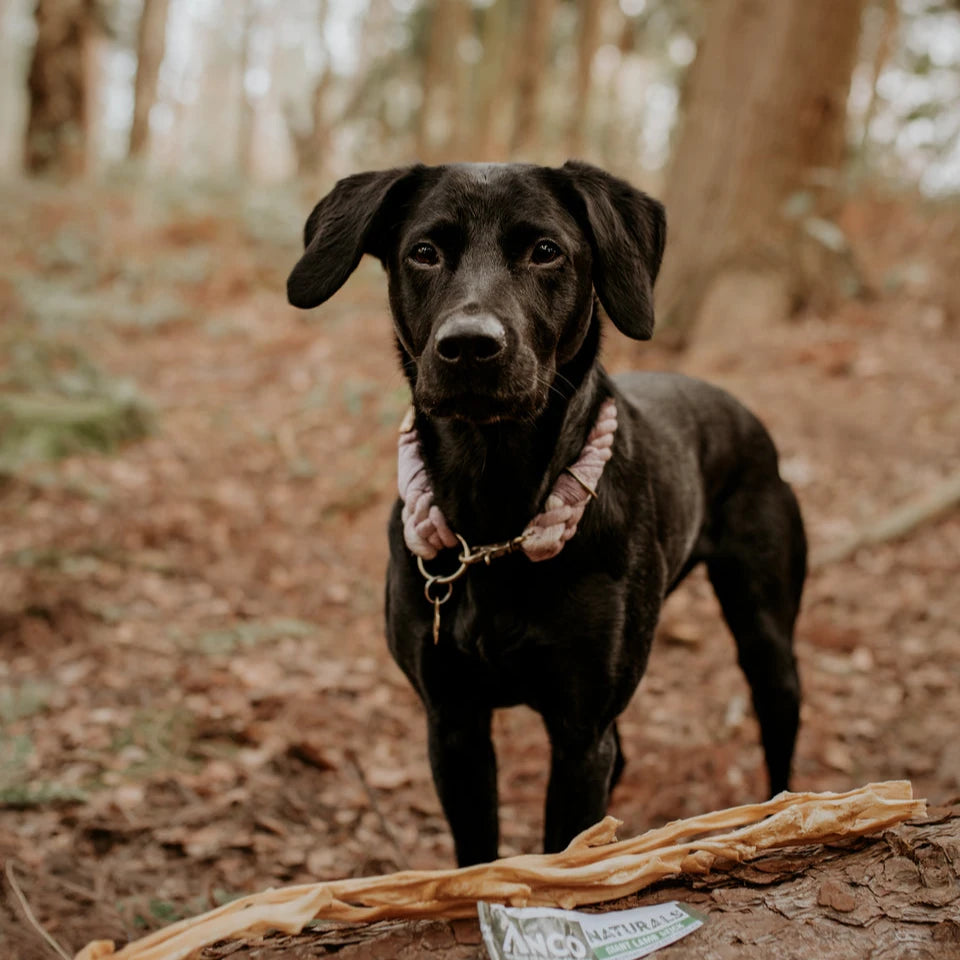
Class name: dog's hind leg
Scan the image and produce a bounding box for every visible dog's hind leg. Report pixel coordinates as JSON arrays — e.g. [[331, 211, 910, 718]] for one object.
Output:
[[705, 478, 806, 796]]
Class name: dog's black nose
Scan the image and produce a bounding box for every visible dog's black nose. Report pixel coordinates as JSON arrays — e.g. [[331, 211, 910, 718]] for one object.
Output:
[[435, 313, 506, 364]]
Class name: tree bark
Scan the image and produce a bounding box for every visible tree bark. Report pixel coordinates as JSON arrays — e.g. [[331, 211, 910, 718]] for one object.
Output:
[[855, 0, 898, 176], [566, 0, 603, 159], [415, 0, 471, 163], [235, 0, 256, 176], [470, 0, 515, 160], [196, 808, 960, 959], [24, 0, 98, 176], [284, 0, 331, 181], [446, 0, 473, 160], [289, 69, 333, 182], [655, 0, 866, 342], [128, 0, 169, 159], [0, 0, 27, 176], [510, 0, 556, 159]]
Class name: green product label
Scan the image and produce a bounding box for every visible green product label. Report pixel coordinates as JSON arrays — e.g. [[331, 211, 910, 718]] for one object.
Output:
[[478, 900, 706, 960]]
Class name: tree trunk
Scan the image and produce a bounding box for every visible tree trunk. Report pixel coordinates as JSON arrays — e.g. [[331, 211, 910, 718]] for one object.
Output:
[[235, 0, 256, 176], [283, 0, 329, 182], [24, 0, 97, 176], [596, 6, 638, 171], [0, 0, 28, 176], [470, 0, 515, 160], [446, 0, 473, 159], [128, 0, 169, 159], [416, 0, 471, 163], [289, 69, 333, 182], [855, 0, 898, 176], [510, 0, 556, 159], [566, 0, 603, 159], [185, 9, 242, 177], [655, 0, 866, 343], [199, 807, 960, 958]]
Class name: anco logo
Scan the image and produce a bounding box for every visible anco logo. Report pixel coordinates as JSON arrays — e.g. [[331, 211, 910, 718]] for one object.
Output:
[[500, 919, 590, 958]]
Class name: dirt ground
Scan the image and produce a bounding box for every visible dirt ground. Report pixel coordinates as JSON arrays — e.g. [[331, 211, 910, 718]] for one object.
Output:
[[0, 180, 957, 959]]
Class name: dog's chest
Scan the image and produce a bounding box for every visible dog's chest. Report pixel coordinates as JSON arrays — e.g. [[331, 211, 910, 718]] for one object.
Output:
[[443, 559, 617, 664], [446, 617, 536, 673], [448, 572, 542, 662]]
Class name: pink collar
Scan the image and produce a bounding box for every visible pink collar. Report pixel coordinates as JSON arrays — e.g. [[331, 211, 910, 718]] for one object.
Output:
[[397, 398, 618, 564]]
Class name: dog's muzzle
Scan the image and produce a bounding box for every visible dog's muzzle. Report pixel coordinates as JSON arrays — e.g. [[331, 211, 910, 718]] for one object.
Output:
[[434, 313, 506, 365]]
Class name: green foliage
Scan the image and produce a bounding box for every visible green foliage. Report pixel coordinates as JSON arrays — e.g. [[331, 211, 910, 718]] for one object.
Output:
[[0, 680, 52, 722], [0, 392, 152, 469], [0, 782, 89, 807], [38, 226, 96, 271], [148, 899, 186, 923], [15, 272, 192, 333], [0, 339, 153, 475], [211, 888, 247, 906], [0, 733, 88, 808], [342, 377, 379, 416], [378, 383, 413, 426], [109, 707, 198, 763], [190, 617, 316, 656]]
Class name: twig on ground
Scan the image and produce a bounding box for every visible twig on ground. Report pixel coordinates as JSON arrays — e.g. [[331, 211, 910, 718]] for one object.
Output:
[[4, 859, 73, 960], [47, 874, 99, 904], [814, 470, 960, 567], [345, 749, 412, 873]]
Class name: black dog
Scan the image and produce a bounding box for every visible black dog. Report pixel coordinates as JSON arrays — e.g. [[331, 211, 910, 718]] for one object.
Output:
[[287, 161, 805, 867]]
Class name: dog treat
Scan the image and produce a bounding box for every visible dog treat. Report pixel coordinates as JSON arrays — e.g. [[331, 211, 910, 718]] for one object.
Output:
[[74, 781, 923, 960]]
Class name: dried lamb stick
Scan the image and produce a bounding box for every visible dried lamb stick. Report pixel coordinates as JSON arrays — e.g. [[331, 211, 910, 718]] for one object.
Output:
[[314, 780, 922, 912], [75, 780, 923, 960]]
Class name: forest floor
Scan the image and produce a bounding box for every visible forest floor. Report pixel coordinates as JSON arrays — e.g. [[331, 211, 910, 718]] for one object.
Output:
[[0, 179, 958, 959]]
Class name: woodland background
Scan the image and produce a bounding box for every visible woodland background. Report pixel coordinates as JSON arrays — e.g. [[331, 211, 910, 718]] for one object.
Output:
[[0, 1, 959, 958]]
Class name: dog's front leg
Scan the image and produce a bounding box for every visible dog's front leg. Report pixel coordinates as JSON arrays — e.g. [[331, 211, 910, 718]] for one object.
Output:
[[426, 708, 498, 866], [543, 720, 620, 853]]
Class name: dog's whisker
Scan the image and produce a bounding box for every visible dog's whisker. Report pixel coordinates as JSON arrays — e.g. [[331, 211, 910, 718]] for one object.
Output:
[[534, 373, 569, 403]]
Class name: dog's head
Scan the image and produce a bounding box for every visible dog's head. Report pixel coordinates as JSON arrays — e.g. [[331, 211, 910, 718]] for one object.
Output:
[[287, 161, 665, 422]]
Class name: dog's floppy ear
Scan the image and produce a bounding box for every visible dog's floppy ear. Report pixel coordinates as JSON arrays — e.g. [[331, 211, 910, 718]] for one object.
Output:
[[287, 165, 421, 309], [560, 160, 666, 340]]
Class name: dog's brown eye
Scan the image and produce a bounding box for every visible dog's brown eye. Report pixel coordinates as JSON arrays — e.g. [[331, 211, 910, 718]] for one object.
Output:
[[531, 240, 562, 265], [410, 242, 440, 266]]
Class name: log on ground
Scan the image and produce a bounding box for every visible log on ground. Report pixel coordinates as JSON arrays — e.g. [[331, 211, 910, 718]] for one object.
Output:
[[199, 805, 960, 959]]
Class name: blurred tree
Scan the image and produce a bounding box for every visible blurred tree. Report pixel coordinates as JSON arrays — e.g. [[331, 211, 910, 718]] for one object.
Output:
[[25, 0, 99, 175], [511, 0, 557, 157], [566, 0, 603, 158], [471, 0, 516, 159], [288, 66, 333, 181], [181, 3, 245, 177], [447, 0, 474, 156], [856, 0, 898, 168], [288, 0, 401, 179], [854, 0, 960, 191], [0, 0, 29, 175], [416, 0, 472, 161], [128, 0, 168, 159], [285, 0, 332, 180], [236, 0, 256, 174], [655, 0, 866, 342]]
